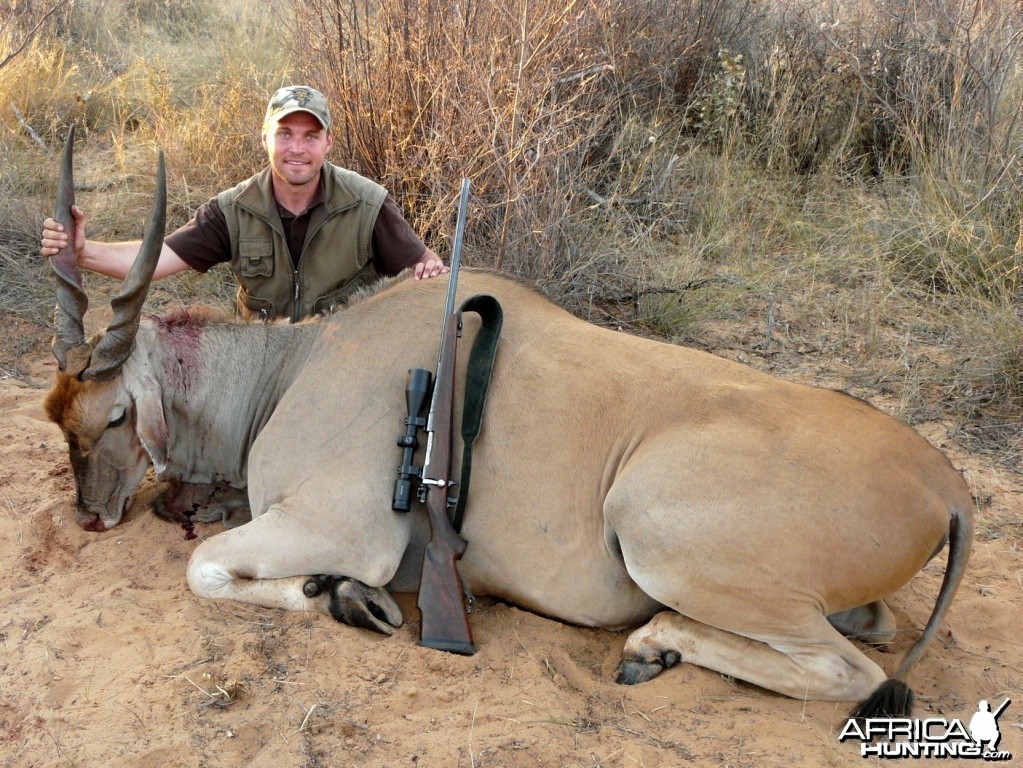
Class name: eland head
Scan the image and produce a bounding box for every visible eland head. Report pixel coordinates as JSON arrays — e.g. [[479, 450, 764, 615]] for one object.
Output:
[[44, 126, 167, 531]]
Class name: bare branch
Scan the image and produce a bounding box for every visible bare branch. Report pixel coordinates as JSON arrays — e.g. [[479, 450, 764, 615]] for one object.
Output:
[[10, 104, 52, 155], [0, 0, 71, 72]]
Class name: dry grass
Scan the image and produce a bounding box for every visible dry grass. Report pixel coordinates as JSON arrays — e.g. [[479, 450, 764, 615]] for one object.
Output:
[[0, 0, 1020, 461]]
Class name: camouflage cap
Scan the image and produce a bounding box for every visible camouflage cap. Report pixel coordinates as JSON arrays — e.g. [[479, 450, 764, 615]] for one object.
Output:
[[263, 86, 331, 131]]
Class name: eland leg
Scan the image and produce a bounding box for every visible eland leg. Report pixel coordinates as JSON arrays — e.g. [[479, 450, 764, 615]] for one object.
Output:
[[828, 600, 897, 647], [616, 610, 888, 702], [186, 502, 406, 635]]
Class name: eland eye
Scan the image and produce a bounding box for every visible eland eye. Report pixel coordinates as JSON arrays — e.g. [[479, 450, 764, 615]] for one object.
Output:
[[108, 412, 127, 429]]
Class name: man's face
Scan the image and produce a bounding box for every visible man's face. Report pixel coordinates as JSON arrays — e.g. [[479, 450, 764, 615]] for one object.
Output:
[[262, 111, 333, 189]]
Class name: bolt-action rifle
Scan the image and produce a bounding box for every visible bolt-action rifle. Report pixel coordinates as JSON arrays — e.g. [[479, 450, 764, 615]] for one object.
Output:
[[393, 179, 475, 655]]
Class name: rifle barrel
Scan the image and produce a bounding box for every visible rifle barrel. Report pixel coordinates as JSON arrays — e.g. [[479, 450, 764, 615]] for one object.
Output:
[[443, 178, 471, 318]]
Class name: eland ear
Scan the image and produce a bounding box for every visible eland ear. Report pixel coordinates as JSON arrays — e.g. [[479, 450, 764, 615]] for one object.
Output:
[[133, 380, 169, 475]]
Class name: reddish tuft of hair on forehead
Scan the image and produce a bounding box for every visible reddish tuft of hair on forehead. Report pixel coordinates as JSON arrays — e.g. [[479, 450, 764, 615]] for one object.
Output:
[[44, 371, 85, 428]]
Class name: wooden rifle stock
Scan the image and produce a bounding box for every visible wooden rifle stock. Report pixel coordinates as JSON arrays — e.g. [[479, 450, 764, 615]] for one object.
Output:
[[416, 180, 475, 655]]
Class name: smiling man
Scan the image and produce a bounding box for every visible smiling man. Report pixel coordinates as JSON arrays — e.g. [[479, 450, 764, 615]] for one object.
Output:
[[41, 85, 448, 322]]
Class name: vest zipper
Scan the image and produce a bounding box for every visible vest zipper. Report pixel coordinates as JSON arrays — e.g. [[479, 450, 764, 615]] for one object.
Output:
[[291, 200, 353, 324]]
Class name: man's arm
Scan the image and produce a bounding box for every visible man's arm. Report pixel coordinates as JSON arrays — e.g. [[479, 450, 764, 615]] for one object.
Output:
[[41, 204, 192, 280], [372, 198, 449, 281]]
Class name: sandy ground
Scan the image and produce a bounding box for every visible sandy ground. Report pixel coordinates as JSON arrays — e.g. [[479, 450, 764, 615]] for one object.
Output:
[[1, 320, 1021, 768]]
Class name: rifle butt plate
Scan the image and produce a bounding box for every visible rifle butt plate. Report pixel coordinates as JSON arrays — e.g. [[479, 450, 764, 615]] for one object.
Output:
[[419, 637, 477, 656]]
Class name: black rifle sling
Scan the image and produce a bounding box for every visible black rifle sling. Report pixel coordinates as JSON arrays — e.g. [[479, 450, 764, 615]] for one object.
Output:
[[452, 294, 503, 533]]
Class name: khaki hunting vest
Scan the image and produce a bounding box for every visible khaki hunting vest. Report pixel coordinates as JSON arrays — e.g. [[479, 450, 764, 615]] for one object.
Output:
[[218, 163, 388, 322]]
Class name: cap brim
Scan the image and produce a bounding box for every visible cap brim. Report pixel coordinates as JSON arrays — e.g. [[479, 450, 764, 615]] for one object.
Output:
[[265, 107, 329, 131]]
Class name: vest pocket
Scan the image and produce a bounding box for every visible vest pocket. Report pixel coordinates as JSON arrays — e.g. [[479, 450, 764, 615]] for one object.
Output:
[[238, 240, 274, 277], [311, 263, 380, 315]]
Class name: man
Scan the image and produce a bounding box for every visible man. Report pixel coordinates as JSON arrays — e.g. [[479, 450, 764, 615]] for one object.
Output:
[[41, 85, 448, 322]]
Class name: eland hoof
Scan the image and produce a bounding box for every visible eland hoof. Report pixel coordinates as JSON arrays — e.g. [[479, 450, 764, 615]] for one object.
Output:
[[324, 577, 404, 636], [615, 649, 681, 685]]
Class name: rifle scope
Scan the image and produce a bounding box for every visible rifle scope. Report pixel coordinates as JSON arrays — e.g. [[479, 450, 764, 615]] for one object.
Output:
[[392, 367, 432, 511]]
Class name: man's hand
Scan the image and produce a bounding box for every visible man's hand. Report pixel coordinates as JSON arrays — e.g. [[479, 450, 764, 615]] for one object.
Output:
[[40, 209, 190, 281], [41, 205, 85, 260], [413, 249, 450, 280]]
